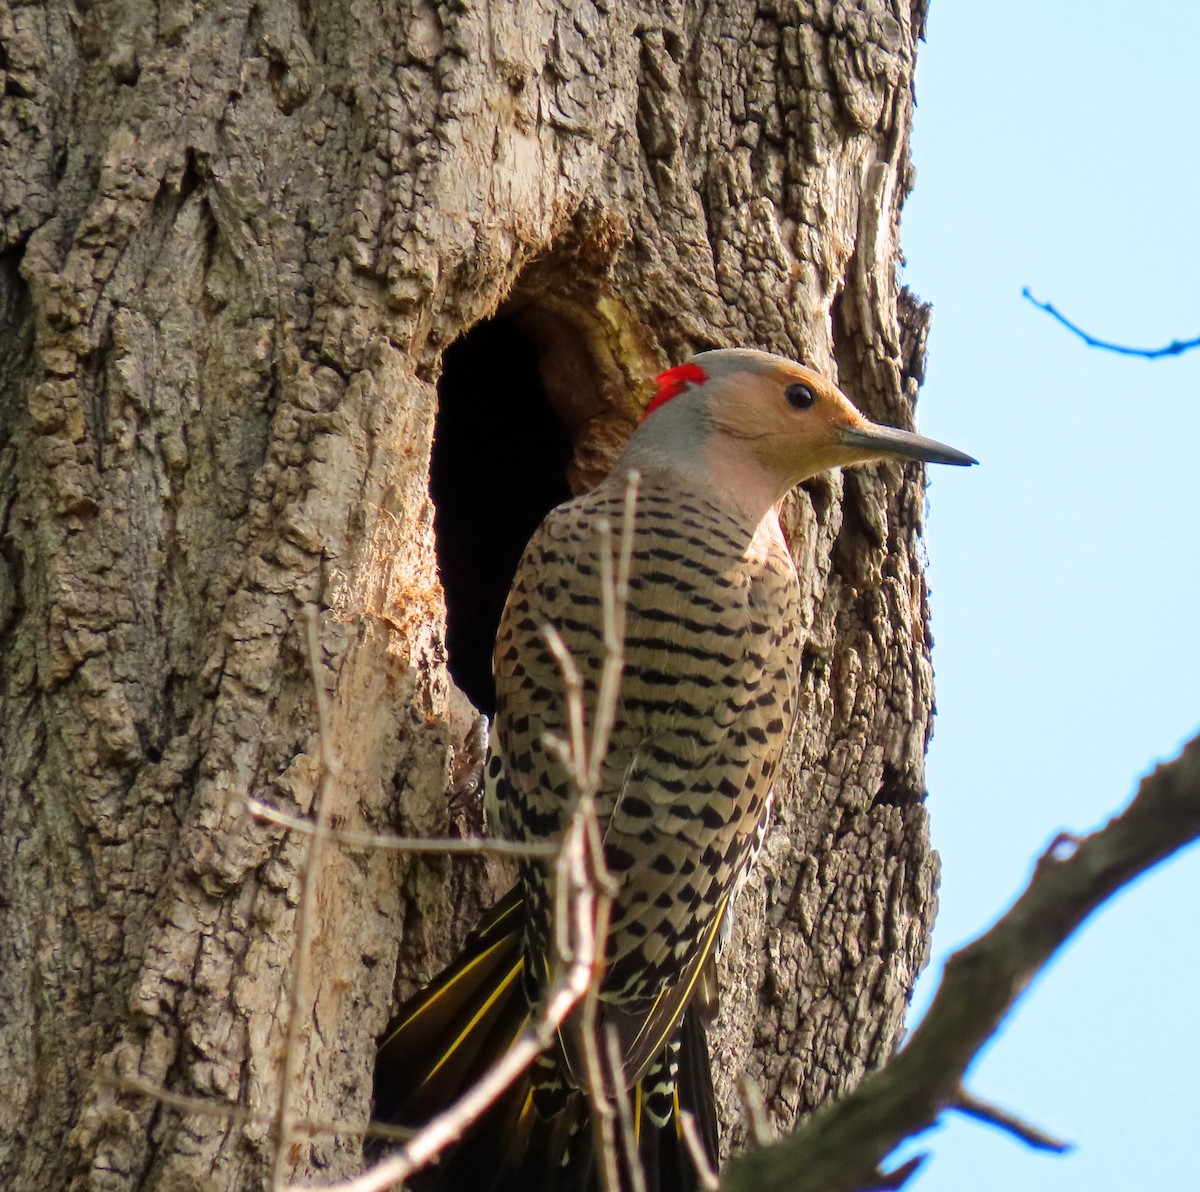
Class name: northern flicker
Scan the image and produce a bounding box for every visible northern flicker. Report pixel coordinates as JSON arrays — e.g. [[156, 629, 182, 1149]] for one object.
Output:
[[373, 348, 975, 1191]]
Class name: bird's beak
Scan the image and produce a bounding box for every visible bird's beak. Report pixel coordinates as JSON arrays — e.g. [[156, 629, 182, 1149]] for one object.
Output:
[[839, 423, 977, 467]]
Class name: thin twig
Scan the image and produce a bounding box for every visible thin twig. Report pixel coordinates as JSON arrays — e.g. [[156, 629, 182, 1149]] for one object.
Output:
[[107, 1075, 415, 1144], [272, 607, 343, 1190], [1023, 288, 1200, 358], [246, 798, 558, 858], [736, 1072, 775, 1147], [679, 1110, 720, 1192], [574, 855, 620, 1192], [951, 1088, 1072, 1154], [576, 908, 618, 1192], [604, 1026, 647, 1192], [542, 624, 592, 969], [314, 772, 611, 1192], [568, 470, 642, 1192], [577, 1002, 621, 1192], [541, 472, 641, 1192], [303, 473, 644, 1192], [541, 623, 588, 791], [588, 470, 639, 797]]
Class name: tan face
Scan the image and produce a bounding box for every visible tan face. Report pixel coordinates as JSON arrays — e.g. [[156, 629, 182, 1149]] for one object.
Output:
[[706, 360, 975, 493], [707, 363, 878, 487]]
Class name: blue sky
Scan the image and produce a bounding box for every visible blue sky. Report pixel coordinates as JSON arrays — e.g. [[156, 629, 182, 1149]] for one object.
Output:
[[896, 2, 1200, 1189]]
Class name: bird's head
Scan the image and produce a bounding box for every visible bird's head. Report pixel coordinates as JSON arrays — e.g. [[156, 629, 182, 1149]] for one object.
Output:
[[638, 348, 975, 515]]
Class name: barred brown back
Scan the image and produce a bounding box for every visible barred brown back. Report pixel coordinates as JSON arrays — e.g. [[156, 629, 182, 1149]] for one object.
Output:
[[492, 465, 802, 1071]]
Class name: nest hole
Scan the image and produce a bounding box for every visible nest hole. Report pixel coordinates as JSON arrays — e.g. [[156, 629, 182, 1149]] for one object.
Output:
[[431, 317, 576, 716]]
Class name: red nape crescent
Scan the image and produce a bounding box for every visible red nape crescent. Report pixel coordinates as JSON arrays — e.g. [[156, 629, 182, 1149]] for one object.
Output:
[[642, 362, 707, 421]]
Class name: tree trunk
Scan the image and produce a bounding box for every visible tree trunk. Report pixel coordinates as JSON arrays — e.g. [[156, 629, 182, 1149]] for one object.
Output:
[[0, 0, 937, 1187]]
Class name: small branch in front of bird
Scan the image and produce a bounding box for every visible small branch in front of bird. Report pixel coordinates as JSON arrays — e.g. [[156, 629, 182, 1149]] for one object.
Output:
[[949, 1088, 1071, 1154], [736, 1073, 776, 1148], [604, 1025, 648, 1192], [321, 784, 612, 1192], [718, 731, 1200, 1192], [103, 1073, 416, 1146], [587, 467, 639, 797], [679, 1109, 720, 1192], [572, 868, 622, 1192], [539, 628, 605, 964], [323, 476, 644, 1192], [542, 626, 589, 804], [245, 798, 559, 859], [540, 471, 644, 1192], [1022, 288, 1200, 358], [271, 605, 343, 1192], [538, 469, 641, 812]]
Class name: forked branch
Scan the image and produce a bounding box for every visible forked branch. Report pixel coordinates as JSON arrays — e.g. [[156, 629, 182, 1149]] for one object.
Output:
[[720, 732, 1200, 1192]]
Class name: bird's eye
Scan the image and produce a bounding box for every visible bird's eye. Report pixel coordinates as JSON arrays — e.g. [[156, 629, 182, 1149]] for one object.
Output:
[[784, 383, 815, 410]]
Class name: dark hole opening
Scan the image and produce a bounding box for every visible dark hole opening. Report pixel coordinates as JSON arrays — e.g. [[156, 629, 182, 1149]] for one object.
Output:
[[870, 761, 920, 811], [431, 318, 574, 716]]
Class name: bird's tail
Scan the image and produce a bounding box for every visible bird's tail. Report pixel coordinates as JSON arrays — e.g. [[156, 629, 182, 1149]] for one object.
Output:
[[633, 1004, 720, 1192], [371, 886, 719, 1192]]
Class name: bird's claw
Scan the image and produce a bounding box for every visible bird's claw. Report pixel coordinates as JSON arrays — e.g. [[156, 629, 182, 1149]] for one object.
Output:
[[448, 713, 490, 822]]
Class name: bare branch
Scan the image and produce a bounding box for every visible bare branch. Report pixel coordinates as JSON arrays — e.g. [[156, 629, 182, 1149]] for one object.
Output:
[[541, 624, 588, 795], [588, 468, 639, 797], [106, 1075, 415, 1145], [720, 732, 1200, 1192], [542, 471, 642, 1192], [574, 948, 622, 1192], [308, 473, 644, 1192], [313, 773, 612, 1192], [736, 1073, 775, 1148], [679, 1110, 720, 1192], [950, 1089, 1071, 1154], [1023, 288, 1200, 358], [271, 606, 342, 1190], [245, 798, 558, 858], [604, 1026, 648, 1192]]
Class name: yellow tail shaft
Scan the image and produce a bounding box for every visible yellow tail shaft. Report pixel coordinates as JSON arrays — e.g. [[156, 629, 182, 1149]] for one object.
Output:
[[371, 886, 718, 1192]]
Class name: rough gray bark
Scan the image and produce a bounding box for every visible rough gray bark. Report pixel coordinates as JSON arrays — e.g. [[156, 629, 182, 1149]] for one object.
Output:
[[0, 0, 936, 1187]]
